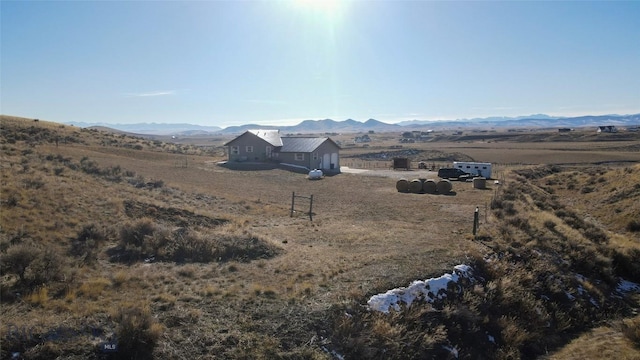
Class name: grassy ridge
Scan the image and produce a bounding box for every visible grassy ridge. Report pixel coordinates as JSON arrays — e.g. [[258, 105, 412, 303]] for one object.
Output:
[[327, 164, 640, 359]]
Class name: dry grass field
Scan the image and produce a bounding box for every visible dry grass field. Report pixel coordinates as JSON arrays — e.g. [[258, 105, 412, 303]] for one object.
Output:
[[1, 115, 639, 359]]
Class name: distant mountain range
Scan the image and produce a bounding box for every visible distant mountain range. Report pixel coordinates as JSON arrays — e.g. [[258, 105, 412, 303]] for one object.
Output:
[[396, 114, 640, 130], [65, 122, 223, 135], [66, 114, 640, 135]]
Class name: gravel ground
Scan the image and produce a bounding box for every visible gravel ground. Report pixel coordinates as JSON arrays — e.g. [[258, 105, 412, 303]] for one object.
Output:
[[341, 166, 439, 179]]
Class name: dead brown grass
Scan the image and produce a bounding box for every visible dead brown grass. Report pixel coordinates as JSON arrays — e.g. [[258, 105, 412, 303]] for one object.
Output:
[[2, 115, 639, 359]]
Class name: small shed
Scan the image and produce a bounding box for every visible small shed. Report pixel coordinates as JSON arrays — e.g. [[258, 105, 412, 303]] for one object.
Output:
[[393, 157, 410, 170]]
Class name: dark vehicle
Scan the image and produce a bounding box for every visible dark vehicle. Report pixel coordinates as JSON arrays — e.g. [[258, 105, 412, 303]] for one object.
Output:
[[438, 168, 472, 181]]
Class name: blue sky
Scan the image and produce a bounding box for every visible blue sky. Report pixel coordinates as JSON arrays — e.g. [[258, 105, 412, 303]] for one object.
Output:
[[2, 1, 639, 127]]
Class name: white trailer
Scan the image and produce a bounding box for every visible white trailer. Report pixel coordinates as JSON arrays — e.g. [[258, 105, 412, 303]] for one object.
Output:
[[452, 161, 492, 179]]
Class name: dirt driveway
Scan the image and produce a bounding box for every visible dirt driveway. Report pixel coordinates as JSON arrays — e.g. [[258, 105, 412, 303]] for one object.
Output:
[[341, 166, 438, 179]]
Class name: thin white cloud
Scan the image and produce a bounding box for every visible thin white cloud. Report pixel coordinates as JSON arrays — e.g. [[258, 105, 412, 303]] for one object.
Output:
[[125, 90, 177, 97]]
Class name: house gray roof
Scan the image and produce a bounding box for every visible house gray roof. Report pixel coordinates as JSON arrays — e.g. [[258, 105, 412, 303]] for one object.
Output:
[[248, 129, 283, 147], [279, 137, 330, 153]]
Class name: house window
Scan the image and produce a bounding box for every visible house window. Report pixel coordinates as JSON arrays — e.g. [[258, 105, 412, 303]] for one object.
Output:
[[295, 153, 304, 161], [312, 152, 318, 160], [246, 146, 253, 153], [231, 146, 239, 155]]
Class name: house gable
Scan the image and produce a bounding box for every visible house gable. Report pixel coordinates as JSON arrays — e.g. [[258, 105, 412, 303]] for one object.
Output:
[[277, 137, 340, 170], [224, 129, 282, 147], [225, 130, 279, 162]]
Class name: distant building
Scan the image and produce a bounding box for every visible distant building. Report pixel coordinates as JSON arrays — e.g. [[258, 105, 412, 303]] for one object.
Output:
[[354, 134, 371, 143], [224, 129, 341, 172], [558, 128, 572, 133], [597, 126, 617, 133]]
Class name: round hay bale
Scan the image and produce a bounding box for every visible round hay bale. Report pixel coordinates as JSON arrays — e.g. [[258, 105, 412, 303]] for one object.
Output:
[[408, 179, 423, 193], [396, 179, 409, 192], [436, 179, 452, 194], [422, 179, 437, 194], [473, 177, 487, 189]]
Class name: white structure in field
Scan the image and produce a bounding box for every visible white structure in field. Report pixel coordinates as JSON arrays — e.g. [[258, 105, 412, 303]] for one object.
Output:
[[453, 161, 492, 179]]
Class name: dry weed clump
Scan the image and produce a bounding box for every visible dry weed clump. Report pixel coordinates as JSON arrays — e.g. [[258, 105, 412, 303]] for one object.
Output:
[[69, 222, 109, 265], [1, 243, 66, 293], [111, 218, 281, 264], [621, 315, 640, 346], [77, 277, 112, 300], [114, 305, 164, 359], [627, 219, 640, 233]]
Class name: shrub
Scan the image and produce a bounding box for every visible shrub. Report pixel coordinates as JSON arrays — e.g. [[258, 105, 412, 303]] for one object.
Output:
[[627, 220, 640, 233], [543, 220, 556, 230], [77, 223, 107, 243], [70, 223, 108, 264], [582, 225, 609, 244], [171, 231, 217, 263], [490, 197, 503, 210], [27, 248, 65, 286], [120, 219, 156, 249], [148, 179, 164, 188], [22, 177, 44, 189], [1, 244, 64, 288], [506, 216, 530, 232], [581, 186, 594, 194], [612, 248, 640, 280], [128, 175, 147, 188], [115, 306, 163, 359], [1, 244, 40, 283], [622, 316, 640, 346], [5, 192, 19, 207], [79, 157, 101, 175]]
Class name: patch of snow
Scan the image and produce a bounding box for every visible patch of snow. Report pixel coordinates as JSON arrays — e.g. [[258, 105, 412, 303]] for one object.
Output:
[[576, 285, 600, 308], [367, 265, 473, 313], [280, 162, 310, 171], [321, 347, 345, 360], [339, 166, 369, 174], [617, 279, 640, 293], [442, 345, 459, 358], [487, 334, 496, 344], [564, 291, 576, 301]]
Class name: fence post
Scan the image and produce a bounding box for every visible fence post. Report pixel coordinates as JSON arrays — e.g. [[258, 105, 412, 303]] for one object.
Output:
[[309, 195, 313, 221], [473, 206, 479, 235], [290, 192, 295, 217]]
